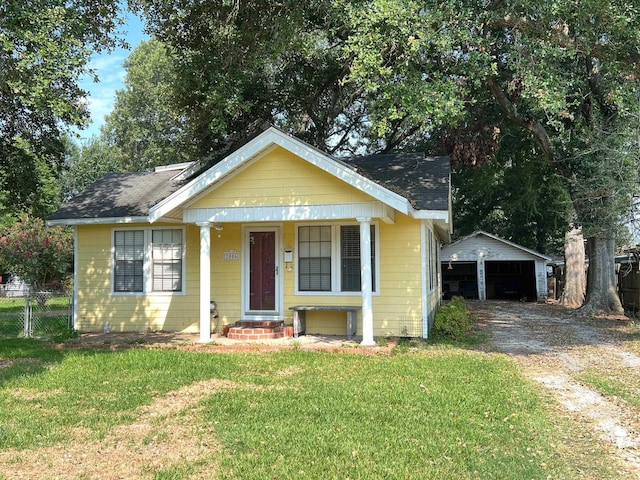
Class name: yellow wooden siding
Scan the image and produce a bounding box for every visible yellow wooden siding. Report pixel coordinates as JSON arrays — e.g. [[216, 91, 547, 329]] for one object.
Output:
[[75, 218, 438, 338], [76, 224, 201, 333], [374, 215, 423, 337], [189, 147, 375, 208], [209, 223, 242, 327], [77, 214, 439, 337], [281, 216, 425, 337]]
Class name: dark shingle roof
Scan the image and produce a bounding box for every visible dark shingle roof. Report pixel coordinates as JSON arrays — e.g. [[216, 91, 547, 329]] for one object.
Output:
[[47, 170, 185, 221], [346, 153, 450, 211], [48, 148, 450, 223]]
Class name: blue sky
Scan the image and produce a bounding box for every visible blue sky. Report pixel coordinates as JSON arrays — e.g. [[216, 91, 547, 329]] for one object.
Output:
[[75, 12, 148, 142]]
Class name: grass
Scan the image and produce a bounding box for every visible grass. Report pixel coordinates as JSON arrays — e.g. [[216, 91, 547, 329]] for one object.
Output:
[[0, 338, 621, 479], [569, 326, 640, 411], [576, 369, 640, 407]]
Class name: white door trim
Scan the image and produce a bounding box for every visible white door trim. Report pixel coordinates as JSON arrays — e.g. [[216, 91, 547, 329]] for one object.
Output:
[[241, 225, 283, 320]]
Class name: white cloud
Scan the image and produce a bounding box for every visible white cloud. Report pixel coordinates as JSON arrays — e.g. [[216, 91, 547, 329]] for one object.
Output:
[[75, 12, 147, 141]]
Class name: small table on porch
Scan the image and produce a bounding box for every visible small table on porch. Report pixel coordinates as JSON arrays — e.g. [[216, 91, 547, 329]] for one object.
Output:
[[289, 305, 360, 340]]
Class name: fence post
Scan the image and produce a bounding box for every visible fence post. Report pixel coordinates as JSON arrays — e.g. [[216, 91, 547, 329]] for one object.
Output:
[[23, 291, 31, 338]]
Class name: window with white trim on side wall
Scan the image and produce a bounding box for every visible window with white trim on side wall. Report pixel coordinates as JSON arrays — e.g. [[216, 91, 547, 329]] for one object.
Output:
[[112, 227, 185, 294], [428, 227, 434, 292], [296, 223, 378, 294]]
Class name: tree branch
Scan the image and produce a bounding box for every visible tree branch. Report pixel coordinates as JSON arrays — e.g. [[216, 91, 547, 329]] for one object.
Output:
[[585, 57, 618, 121], [486, 76, 555, 163], [487, 16, 640, 69]]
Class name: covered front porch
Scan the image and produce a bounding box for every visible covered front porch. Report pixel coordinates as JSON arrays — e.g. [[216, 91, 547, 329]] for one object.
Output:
[[192, 215, 378, 346]]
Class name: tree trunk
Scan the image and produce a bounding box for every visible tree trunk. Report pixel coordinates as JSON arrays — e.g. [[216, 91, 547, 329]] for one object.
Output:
[[577, 235, 625, 315], [559, 227, 586, 308]]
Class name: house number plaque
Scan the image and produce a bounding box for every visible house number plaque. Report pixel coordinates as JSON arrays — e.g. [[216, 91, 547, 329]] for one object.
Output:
[[223, 249, 240, 261]]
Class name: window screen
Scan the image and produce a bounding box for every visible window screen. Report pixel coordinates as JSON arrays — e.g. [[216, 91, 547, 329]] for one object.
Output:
[[340, 225, 376, 292], [152, 229, 183, 292], [298, 226, 331, 291], [114, 230, 144, 292]]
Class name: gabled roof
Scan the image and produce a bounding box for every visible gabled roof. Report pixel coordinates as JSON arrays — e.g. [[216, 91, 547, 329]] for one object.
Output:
[[47, 127, 451, 227], [444, 230, 552, 262], [149, 127, 420, 222]]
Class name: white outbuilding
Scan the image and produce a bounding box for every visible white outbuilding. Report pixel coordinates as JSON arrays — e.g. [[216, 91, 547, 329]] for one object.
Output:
[[441, 231, 551, 302]]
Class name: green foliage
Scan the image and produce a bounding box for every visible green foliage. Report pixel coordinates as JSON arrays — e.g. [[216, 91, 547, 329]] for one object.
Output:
[[60, 135, 121, 200], [433, 296, 474, 339], [0, 214, 72, 291], [340, 0, 640, 311], [0, 137, 65, 220], [0, 1, 124, 216], [453, 131, 572, 255], [101, 39, 197, 172], [130, 1, 420, 158]]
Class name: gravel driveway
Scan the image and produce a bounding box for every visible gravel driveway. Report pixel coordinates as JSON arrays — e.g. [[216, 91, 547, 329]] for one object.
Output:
[[471, 300, 640, 478]]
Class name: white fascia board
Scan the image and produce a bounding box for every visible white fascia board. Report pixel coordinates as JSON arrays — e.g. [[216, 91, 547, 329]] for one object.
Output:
[[411, 209, 450, 221], [149, 127, 412, 222], [184, 202, 389, 223], [154, 161, 195, 173], [46, 216, 150, 227]]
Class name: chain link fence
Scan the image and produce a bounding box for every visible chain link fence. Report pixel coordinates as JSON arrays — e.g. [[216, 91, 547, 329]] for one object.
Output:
[[0, 288, 73, 338]]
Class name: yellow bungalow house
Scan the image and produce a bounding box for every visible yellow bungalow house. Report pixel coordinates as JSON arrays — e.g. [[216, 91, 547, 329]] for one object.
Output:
[[47, 127, 451, 345]]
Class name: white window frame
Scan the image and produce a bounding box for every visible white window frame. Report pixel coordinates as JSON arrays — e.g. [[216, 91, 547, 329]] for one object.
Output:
[[294, 222, 380, 296], [111, 226, 186, 296], [428, 227, 434, 293]]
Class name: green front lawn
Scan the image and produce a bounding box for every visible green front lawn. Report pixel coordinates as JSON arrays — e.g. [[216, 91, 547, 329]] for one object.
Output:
[[0, 339, 620, 479]]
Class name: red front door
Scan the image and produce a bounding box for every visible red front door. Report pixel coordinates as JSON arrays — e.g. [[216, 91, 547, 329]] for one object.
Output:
[[249, 231, 276, 311]]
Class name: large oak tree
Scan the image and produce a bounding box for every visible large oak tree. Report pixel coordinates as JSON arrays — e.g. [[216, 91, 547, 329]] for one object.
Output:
[[342, 0, 640, 314]]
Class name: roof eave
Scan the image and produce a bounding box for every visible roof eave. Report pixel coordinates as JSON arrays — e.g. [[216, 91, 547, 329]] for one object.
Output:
[[46, 216, 150, 227], [412, 209, 452, 242]]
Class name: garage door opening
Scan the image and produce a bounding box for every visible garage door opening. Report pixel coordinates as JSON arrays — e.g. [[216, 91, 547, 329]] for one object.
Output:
[[443, 262, 478, 300], [485, 261, 536, 301]]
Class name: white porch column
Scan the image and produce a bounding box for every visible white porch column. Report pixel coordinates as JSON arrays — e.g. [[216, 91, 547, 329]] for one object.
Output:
[[477, 255, 486, 301], [358, 217, 375, 346], [197, 222, 212, 343]]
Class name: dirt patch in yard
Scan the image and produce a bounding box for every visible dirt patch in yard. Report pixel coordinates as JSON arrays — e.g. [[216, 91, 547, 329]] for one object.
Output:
[[471, 300, 640, 478], [0, 379, 241, 479]]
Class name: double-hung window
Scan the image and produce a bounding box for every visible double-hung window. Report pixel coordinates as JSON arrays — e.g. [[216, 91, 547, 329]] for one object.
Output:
[[297, 224, 377, 294], [114, 230, 144, 292], [152, 229, 183, 292], [113, 228, 184, 294]]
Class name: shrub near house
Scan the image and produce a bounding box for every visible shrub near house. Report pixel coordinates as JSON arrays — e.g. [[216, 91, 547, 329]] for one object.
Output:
[[433, 296, 474, 338], [0, 214, 73, 292]]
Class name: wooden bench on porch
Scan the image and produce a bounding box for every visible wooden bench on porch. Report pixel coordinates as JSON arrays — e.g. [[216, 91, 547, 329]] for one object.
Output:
[[289, 305, 360, 340]]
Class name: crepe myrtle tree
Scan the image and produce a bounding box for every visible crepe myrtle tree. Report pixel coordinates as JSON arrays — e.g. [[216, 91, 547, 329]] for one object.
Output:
[[0, 214, 72, 294]]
